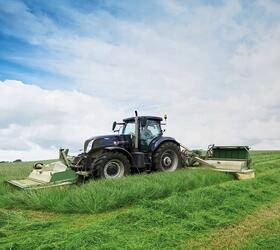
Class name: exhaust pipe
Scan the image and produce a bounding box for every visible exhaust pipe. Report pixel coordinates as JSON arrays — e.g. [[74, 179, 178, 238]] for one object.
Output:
[[134, 110, 139, 150]]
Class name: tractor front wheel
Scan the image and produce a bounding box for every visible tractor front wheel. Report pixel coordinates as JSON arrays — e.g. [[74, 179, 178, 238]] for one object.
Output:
[[93, 151, 131, 179], [153, 142, 182, 172]]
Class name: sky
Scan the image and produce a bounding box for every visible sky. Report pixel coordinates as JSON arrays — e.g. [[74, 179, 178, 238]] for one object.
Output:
[[0, 0, 280, 161]]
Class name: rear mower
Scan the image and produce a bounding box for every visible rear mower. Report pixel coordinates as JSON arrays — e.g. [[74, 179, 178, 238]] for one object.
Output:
[[8, 111, 255, 189]]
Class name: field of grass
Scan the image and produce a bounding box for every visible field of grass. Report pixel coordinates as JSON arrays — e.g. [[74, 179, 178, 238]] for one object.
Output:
[[1, 151, 280, 249]]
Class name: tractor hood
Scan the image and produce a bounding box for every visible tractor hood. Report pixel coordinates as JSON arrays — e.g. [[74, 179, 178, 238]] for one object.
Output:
[[84, 135, 130, 152]]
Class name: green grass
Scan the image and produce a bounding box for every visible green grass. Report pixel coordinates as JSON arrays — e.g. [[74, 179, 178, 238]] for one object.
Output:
[[0, 167, 233, 214], [0, 151, 280, 249], [240, 217, 280, 250]]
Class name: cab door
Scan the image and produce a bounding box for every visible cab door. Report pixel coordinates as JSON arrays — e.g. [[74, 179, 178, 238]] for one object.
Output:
[[139, 119, 162, 152]]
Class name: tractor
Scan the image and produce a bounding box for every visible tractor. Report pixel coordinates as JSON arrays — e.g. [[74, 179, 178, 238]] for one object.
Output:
[[8, 112, 255, 189], [71, 111, 182, 179]]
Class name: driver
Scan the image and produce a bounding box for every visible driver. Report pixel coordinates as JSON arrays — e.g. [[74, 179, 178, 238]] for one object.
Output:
[[140, 124, 153, 142]]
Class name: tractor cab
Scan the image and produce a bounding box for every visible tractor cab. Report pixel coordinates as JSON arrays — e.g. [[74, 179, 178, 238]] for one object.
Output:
[[120, 116, 163, 152]]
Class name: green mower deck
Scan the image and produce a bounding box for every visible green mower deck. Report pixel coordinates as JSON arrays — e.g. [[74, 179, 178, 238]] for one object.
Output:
[[8, 161, 77, 189]]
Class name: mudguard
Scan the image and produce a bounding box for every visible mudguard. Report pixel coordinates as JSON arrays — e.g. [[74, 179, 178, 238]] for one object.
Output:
[[149, 136, 180, 152], [104, 146, 134, 163]]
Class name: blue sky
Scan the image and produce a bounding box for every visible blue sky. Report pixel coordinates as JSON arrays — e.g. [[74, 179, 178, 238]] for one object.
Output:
[[0, 0, 280, 160], [2, 0, 276, 90]]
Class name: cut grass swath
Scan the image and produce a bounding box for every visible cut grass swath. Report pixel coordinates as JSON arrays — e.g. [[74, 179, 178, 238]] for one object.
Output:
[[0, 168, 233, 213]]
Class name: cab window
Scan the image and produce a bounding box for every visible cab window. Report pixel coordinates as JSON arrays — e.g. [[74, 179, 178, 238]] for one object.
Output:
[[122, 121, 135, 136], [140, 119, 161, 151]]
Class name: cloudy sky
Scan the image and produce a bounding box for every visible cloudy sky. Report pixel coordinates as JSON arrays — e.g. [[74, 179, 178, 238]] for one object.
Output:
[[0, 0, 280, 161]]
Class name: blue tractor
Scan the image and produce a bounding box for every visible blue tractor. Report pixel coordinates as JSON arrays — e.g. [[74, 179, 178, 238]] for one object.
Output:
[[72, 111, 182, 179]]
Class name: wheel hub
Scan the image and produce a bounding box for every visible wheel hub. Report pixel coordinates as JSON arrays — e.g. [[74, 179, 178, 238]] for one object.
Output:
[[160, 149, 179, 171], [104, 160, 124, 178], [106, 164, 119, 176], [163, 156, 172, 167]]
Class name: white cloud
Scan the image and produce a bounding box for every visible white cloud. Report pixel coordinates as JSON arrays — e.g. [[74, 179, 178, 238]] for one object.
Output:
[[0, 76, 279, 162], [0, 80, 126, 161]]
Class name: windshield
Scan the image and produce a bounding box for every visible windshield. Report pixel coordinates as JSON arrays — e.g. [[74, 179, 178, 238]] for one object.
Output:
[[122, 121, 135, 136]]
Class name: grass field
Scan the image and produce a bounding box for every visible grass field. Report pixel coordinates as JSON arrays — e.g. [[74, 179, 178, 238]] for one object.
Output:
[[1, 151, 280, 249]]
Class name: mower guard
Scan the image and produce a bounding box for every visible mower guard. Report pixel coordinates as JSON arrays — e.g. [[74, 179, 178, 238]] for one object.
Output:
[[188, 146, 255, 180], [8, 161, 77, 190], [194, 157, 255, 179]]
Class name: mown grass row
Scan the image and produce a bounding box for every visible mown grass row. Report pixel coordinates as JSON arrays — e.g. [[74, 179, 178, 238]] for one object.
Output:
[[0, 168, 233, 214], [251, 151, 280, 164], [251, 151, 280, 174], [0, 151, 279, 214], [239, 217, 280, 250], [120, 167, 280, 249], [1, 153, 280, 249]]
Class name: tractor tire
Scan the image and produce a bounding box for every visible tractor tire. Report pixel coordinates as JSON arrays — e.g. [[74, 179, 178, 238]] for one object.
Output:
[[93, 151, 131, 179], [153, 142, 182, 172]]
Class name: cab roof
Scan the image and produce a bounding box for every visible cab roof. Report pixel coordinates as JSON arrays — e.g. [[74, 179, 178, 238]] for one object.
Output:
[[123, 116, 163, 122]]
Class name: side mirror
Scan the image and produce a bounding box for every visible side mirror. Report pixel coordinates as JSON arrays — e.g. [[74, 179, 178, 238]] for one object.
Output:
[[161, 114, 167, 126], [112, 121, 117, 131]]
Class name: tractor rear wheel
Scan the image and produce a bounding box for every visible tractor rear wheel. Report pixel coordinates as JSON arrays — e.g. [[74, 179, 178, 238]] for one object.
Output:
[[153, 142, 182, 172], [93, 151, 131, 179]]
